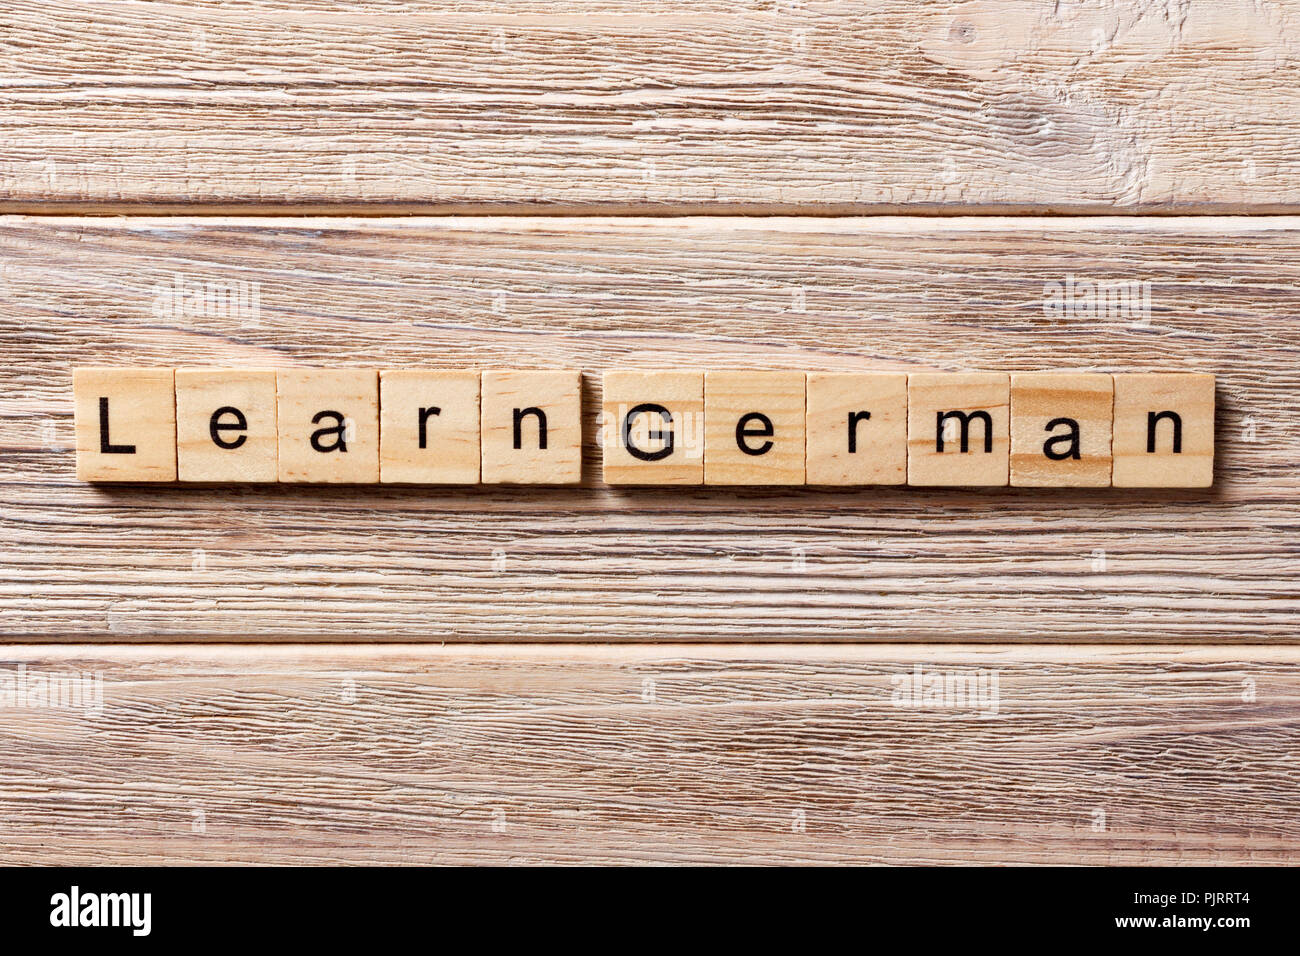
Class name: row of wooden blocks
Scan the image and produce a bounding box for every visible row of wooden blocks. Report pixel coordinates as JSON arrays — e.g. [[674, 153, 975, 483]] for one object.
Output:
[[72, 368, 1215, 487]]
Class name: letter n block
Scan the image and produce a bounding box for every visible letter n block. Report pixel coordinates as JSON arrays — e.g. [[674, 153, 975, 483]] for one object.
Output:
[[176, 368, 278, 482], [74, 367, 177, 481], [276, 369, 379, 483], [380, 370, 480, 484], [601, 370, 703, 485], [1010, 372, 1112, 487], [1112, 373, 1215, 487], [805, 372, 907, 485], [704, 370, 805, 485], [481, 370, 583, 484], [907, 373, 1009, 486]]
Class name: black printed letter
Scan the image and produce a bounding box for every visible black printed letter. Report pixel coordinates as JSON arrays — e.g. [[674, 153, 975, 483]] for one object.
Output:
[[624, 403, 673, 462], [1042, 417, 1080, 461], [209, 406, 248, 450], [936, 410, 993, 454], [736, 412, 774, 456], [1147, 411, 1182, 454], [514, 407, 547, 450], [310, 410, 348, 453]]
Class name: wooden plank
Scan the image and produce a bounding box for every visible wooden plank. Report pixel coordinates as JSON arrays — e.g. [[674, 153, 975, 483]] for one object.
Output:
[[1, 215, 1298, 641], [3, 1, 1300, 211], [0, 644, 1296, 865]]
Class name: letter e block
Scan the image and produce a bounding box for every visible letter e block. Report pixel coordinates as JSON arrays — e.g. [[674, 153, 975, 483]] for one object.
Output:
[[74, 367, 177, 481], [481, 370, 583, 484], [176, 368, 278, 482], [1010, 372, 1112, 487], [1112, 373, 1214, 487], [805, 372, 907, 485], [380, 370, 480, 484], [907, 373, 1009, 486], [602, 370, 703, 485], [704, 371, 805, 485], [276, 369, 379, 483]]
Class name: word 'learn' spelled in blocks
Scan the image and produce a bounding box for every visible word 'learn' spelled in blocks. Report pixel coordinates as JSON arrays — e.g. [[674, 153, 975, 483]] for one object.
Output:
[[73, 368, 1216, 487]]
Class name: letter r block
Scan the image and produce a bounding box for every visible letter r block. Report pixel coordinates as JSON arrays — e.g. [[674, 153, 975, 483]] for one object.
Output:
[[907, 373, 1010, 486], [176, 368, 278, 482], [380, 370, 480, 484], [1112, 373, 1215, 487], [805, 372, 907, 485], [601, 370, 703, 485], [276, 369, 379, 483], [480, 370, 583, 484], [74, 367, 177, 481], [704, 370, 805, 485]]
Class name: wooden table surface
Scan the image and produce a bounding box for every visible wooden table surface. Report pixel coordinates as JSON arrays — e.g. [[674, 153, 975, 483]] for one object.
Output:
[[1, 1, 1298, 865]]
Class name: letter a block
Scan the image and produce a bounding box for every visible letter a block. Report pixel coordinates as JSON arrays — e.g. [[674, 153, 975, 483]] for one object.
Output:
[[907, 373, 1009, 486], [74, 367, 177, 481], [176, 368, 278, 482], [704, 371, 805, 485], [1010, 372, 1112, 487], [1112, 373, 1215, 487], [805, 372, 907, 485], [602, 370, 704, 485], [380, 370, 480, 484], [276, 369, 379, 483], [481, 370, 583, 484]]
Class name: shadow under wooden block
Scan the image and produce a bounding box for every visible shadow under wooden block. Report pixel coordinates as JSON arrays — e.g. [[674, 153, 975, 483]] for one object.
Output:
[[380, 370, 480, 484], [602, 370, 704, 485], [907, 373, 1010, 487], [1112, 373, 1215, 488], [1010, 372, 1113, 487], [73, 367, 176, 481], [805, 372, 907, 485], [704, 371, 805, 485], [176, 368, 278, 483], [276, 369, 379, 483], [481, 370, 582, 484]]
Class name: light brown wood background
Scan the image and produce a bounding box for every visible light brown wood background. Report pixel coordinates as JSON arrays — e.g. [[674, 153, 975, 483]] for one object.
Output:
[[1, 1, 1297, 865]]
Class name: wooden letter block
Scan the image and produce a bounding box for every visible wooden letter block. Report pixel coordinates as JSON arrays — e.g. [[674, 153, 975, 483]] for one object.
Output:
[[380, 370, 480, 484], [276, 369, 379, 483], [907, 373, 1009, 486], [1112, 373, 1215, 487], [175, 368, 278, 482], [601, 370, 703, 485], [704, 371, 805, 485], [805, 372, 907, 485], [1010, 372, 1113, 487], [74, 367, 176, 481], [481, 370, 583, 484]]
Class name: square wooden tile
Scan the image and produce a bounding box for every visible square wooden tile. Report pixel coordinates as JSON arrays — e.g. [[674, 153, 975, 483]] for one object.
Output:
[[704, 371, 805, 485], [175, 368, 278, 482], [1010, 372, 1113, 487], [481, 370, 583, 484], [907, 373, 1010, 486], [1112, 373, 1215, 487], [601, 370, 704, 485], [380, 370, 480, 484], [805, 372, 907, 485], [276, 368, 379, 483], [74, 367, 177, 481]]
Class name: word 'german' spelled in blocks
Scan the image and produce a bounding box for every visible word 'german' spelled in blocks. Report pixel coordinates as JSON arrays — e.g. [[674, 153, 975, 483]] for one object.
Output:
[[72, 368, 1216, 487]]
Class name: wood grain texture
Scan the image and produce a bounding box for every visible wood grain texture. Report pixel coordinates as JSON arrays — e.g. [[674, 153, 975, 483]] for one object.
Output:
[[3, 0, 1300, 212], [1, 215, 1298, 641], [0, 644, 1296, 865]]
